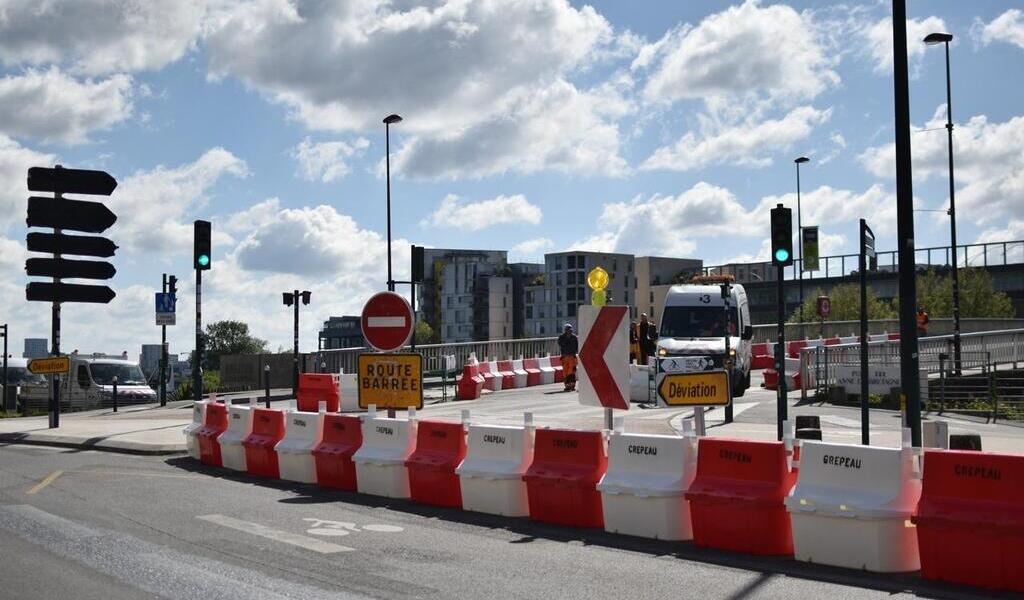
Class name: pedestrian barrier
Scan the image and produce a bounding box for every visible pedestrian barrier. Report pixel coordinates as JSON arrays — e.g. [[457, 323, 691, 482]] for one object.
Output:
[[888, 333, 901, 341], [825, 336, 841, 346], [296, 373, 340, 413], [840, 335, 857, 345], [524, 428, 607, 528], [597, 426, 699, 540], [785, 436, 922, 572], [456, 422, 535, 517], [686, 438, 797, 555], [184, 400, 209, 460], [751, 342, 768, 357], [352, 414, 418, 498], [511, 359, 529, 389], [752, 354, 773, 370], [629, 363, 650, 402], [407, 420, 467, 508], [275, 410, 324, 484], [523, 358, 543, 387], [457, 361, 484, 400], [312, 414, 363, 491], [869, 333, 889, 343], [538, 357, 555, 385], [197, 402, 229, 467], [788, 340, 808, 358], [218, 404, 256, 472], [549, 356, 564, 383], [913, 449, 1024, 593], [338, 373, 362, 412], [805, 338, 824, 350], [482, 361, 501, 391], [496, 360, 516, 390], [243, 408, 286, 478]]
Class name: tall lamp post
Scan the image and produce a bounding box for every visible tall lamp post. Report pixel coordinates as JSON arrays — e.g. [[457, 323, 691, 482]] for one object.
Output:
[[1, 323, 8, 413], [283, 290, 311, 397], [924, 31, 961, 374], [794, 156, 810, 337], [383, 114, 403, 292]]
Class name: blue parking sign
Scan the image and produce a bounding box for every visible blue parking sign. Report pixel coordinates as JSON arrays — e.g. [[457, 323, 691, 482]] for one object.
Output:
[[156, 292, 176, 326]]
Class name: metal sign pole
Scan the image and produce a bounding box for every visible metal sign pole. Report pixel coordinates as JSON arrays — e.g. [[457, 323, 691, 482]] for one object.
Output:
[[194, 267, 203, 403], [160, 273, 167, 407], [776, 263, 787, 441]]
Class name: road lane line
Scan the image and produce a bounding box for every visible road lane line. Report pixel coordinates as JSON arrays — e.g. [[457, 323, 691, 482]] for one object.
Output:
[[26, 470, 64, 495], [197, 514, 354, 554]]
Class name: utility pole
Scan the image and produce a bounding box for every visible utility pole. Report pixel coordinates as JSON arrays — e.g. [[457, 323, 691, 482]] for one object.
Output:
[[160, 274, 167, 406], [194, 220, 211, 403], [1, 324, 8, 413]]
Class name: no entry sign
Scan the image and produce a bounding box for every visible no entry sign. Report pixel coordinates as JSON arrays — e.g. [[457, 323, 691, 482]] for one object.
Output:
[[361, 291, 414, 352]]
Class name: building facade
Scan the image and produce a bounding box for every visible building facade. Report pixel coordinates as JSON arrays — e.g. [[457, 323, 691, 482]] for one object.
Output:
[[524, 251, 635, 336], [23, 338, 47, 359], [635, 256, 704, 322], [319, 316, 365, 349]]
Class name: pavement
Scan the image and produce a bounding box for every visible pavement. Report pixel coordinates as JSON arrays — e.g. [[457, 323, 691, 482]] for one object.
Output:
[[1, 371, 1022, 455]]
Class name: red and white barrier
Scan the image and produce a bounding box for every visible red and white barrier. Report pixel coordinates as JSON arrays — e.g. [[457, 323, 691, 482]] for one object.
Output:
[[511, 359, 528, 389]]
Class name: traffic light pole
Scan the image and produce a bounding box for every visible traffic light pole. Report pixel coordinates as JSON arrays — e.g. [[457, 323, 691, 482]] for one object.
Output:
[[293, 289, 300, 397], [194, 267, 203, 403], [776, 264, 787, 441], [859, 221, 870, 445], [160, 274, 167, 407]]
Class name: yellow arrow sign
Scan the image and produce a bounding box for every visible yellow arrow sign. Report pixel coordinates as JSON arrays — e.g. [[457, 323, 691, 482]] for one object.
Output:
[[28, 356, 70, 375], [657, 370, 731, 407]]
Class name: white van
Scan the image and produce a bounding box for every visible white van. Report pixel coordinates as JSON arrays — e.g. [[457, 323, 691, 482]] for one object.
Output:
[[62, 353, 156, 410], [656, 281, 753, 397], [0, 357, 48, 409]]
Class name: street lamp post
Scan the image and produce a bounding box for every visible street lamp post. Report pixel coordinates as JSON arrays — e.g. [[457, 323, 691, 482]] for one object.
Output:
[[794, 156, 810, 338], [1, 323, 8, 413], [283, 290, 311, 397], [924, 31, 961, 374], [383, 114, 403, 292]]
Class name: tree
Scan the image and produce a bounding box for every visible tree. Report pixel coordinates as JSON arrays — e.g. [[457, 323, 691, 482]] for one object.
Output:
[[788, 284, 897, 323], [196, 320, 268, 370], [908, 268, 1014, 318], [415, 320, 438, 344]]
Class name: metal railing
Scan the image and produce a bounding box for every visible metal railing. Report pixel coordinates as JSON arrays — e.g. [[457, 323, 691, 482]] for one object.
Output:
[[750, 318, 1024, 344]]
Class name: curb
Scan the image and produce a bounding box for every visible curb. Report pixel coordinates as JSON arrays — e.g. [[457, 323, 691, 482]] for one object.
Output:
[[0, 432, 187, 456]]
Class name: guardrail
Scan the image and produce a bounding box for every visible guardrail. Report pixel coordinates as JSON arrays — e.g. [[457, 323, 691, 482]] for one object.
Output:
[[751, 318, 1024, 344]]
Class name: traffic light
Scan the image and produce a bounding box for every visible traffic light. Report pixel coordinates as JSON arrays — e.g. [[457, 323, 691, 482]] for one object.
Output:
[[24, 166, 118, 304], [168, 275, 177, 296], [770, 203, 793, 267], [283, 292, 294, 306], [194, 220, 211, 270], [411, 245, 424, 283], [300, 291, 311, 305]]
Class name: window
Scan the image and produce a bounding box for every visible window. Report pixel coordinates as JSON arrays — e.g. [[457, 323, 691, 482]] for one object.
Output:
[[567, 287, 576, 301], [650, 291, 654, 303], [578, 255, 585, 269], [567, 255, 576, 269], [568, 303, 576, 317], [556, 305, 563, 318], [613, 259, 617, 271], [557, 289, 563, 301], [502, 297, 507, 308], [555, 257, 563, 270], [77, 365, 90, 388], [526, 306, 533, 318], [624, 291, 629, 303], [503, 326, 507, 337]]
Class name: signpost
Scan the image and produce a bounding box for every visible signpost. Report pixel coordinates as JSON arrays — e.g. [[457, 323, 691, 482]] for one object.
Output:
[[657, 370, 731, 407], [577, 305, 630, 412], [155, 292, 177, 326], [859, 219, 876, 445], [361, 291, 414, 353], [28, 356, 70, 375], [802, 226, 819, 272], [357, 353, 423, 410]]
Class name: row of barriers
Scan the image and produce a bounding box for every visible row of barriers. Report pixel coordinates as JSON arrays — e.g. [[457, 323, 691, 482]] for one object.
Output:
[[185, 401, 1024, 593], [753, 334, 902, 392], [457, 354, 563, 400]]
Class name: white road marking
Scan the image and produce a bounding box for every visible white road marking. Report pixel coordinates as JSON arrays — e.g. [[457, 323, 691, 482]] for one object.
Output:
[[367, 316, 405, 328], [362, 524, 403, 533], [303, 518, 404, 536], [197, 514, 354, 553]]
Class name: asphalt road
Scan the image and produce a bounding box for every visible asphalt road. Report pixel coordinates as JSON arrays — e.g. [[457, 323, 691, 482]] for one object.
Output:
[[0, 443, 1009, 600]]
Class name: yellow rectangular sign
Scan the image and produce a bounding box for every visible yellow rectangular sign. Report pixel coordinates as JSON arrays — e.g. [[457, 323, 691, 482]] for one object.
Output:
[[657, 370, 731, 407], [27, 356, 70, 375], [358, 353, 423, 410]]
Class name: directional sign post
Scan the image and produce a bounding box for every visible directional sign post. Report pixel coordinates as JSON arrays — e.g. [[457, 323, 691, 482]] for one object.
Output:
[[361, 292, 415, 353], [577, 305, 630, 412]]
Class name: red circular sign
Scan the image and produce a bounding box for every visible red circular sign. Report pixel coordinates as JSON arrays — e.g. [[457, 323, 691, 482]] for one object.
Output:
[[361, 291, 414, 352]]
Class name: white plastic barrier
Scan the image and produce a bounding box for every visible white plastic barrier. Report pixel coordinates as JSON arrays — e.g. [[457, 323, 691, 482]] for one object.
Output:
[[629, 363, 650, 402], [511, 359, 528, 389], [805, 338, 824, 349], [275, 410, 325, 484], [597, 426, 699, 540], [538, 356, 555, 385], [784, 434, 922, 572], [840, 335, 858, 345], [218, 404, 255, 472], [456, 422, 535, 516], [486, 361, 503, 391], [352, 414, 418, 498], [869, 333, 889, 343], [183, 400, 208, 460], [338, 373, 362, 412]]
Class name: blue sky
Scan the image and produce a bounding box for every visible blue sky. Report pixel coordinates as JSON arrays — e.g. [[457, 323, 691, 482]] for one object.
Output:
[[1, 0, 1022, 356]]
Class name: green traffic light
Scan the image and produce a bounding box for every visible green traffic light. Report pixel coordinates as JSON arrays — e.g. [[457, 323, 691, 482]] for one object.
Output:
[[198, 254, 210, 267], [774, 248, 790, 262]]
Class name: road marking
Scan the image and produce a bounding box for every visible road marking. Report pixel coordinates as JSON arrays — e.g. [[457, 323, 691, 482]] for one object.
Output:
[[367, 316, 405, 328], [26, 470, 63, 495], [197, 514, 354, 553], [303, 518, 404, 536]]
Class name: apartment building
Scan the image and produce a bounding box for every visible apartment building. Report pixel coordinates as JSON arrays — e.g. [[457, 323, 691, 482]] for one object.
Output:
[[524, 251, 635, 336]]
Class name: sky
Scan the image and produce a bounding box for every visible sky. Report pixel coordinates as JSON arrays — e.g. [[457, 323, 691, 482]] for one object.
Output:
[[1, 0, 1023, 357]]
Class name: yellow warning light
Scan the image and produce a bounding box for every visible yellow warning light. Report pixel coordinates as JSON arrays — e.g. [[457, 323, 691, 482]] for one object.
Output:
[[587, 266, 609, 291]]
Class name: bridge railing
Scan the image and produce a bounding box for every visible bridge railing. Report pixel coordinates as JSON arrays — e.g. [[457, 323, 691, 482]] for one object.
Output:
[[751, 318, 1024, 344]]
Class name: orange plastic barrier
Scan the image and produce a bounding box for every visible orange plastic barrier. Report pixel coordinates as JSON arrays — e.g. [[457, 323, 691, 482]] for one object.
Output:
[[523, 358, 543, 387], [312, 414, 363, 491], [296, 373, 340, 413], [825, 336, 841, 345], [685, 438, 797, 555], [478, 361, 496, 390], [913, 449, 1024, 592], [197, 402, 229, 467], [751, 343, 768, 356], [243, 408, 286, 478], [752, 355, 773, 370], [762, 369, 779, 390], [457, 362, 484, 400], [496, 360, 516, 389], [888, 333, 901, 341], [524, 429, 607, 528], [406, 420, 467, 508], [550, 356, 564, 383], [787, 339, 807, 358]]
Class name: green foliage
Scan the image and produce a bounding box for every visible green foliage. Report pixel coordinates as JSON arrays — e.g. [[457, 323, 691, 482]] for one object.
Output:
[[170, 370, 221, 401], [193, 320, 268, 370], [903, 268, 1014, 318], [788, 284, 896, 323], [415, 320, 439, 344]]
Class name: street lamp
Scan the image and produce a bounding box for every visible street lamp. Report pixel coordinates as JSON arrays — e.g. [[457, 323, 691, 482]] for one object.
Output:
[[383, 114, 403, 292], [924, 31, 961, 373], [283, 290, 311, 397], [794, 156, 810, 336]]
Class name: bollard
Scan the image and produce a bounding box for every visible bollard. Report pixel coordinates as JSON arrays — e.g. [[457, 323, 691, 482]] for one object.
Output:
[[264, 364, 271, 409], [112, 376, 118, 413]]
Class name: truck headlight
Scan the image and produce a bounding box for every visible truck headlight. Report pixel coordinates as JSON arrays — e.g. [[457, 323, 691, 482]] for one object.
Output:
[[729, 348, 737, 357], [658, 348, 667, 357]]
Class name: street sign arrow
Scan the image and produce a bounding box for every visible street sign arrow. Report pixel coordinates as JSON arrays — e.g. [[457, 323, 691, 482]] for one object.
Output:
[[25, 257, 115, 280], [27, 196, 117, 233], [577, 305, 630, 410], [27, 166, 117, 196], [26, 282, 116, 304], [26, 232, 118, 257]]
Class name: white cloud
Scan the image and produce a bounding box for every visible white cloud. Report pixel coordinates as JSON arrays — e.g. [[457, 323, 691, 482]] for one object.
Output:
[[975, 9, 1024, 50], [512, 237, 555, 259], [641, 106, 831, 171], [975, 222, 1024, 263], [0, 135, 56, 230], [638, 1, 839, 106], [859, 108, 1024, 224], [0, 68, 133, 144], [291, 137, 369, 183], [108, 148, 249, 254], [421, 194, 542, 231], [0, 0, 207, 75], [863, 15, 948, 75]]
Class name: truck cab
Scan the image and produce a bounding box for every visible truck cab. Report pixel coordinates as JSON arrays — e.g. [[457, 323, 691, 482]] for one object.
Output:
[[62, 353, 156, 410], [656, 279, 753, 397]]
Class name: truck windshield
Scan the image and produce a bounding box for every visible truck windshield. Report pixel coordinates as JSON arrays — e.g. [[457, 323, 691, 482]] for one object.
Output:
[[660, 306, 738, 338], [90, 363, 147, 385]]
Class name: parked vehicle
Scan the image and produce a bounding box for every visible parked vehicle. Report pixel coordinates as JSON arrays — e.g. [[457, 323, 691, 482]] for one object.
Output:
[[0, 357, 48, 410], [62, 352, 157, 410]]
